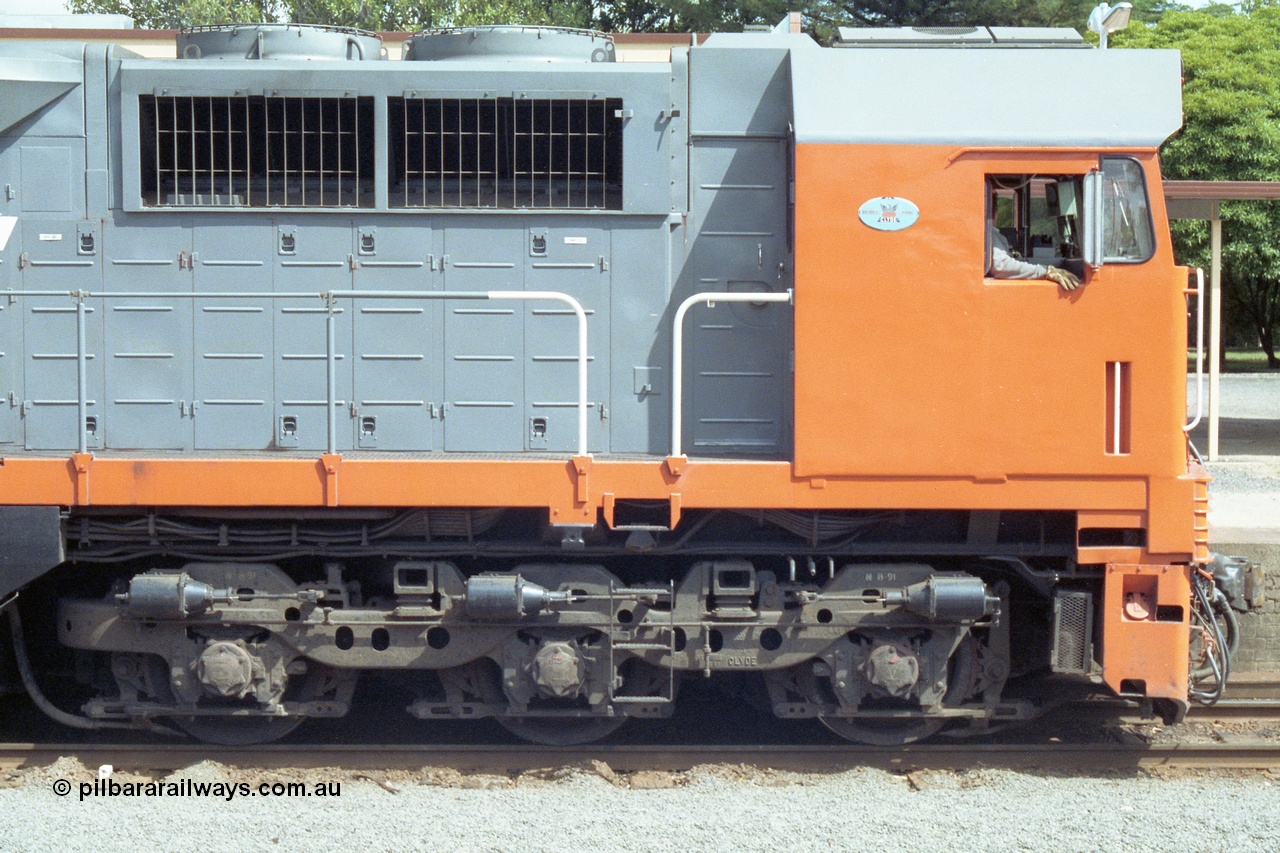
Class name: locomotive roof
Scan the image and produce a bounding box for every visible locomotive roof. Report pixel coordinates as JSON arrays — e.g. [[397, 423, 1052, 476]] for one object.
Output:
[[698, 30, 1181, 149], [0, 25, 1184, 150], [786, 40, 1183, 148]]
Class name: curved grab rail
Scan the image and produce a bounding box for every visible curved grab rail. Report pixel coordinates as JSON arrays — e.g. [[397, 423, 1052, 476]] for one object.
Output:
[[487, 291, 590, 457], [670, 290, 794, 458], [7, 288, 591, 458], [1185, 267, 1205, 432]]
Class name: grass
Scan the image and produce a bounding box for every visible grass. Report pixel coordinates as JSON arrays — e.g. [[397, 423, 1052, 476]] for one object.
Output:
[[1187, 347, 1277, 373]]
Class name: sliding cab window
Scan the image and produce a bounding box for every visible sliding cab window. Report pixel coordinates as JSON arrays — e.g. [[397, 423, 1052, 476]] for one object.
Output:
[[1098, 157, 1155, 263], [986, 174, 1085, 277]]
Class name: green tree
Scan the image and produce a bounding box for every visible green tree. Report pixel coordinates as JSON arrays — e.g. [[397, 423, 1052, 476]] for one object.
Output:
[[71, 0, 1123, 34], [1120, 9, 1280, 367], [67, 0, 589, 29], [66, 0, 272, 27], [287, 0, 588, 30]]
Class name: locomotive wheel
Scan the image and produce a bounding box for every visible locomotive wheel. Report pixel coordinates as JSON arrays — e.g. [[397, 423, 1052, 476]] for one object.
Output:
[[814, 635, 980, 746], [494, 713, 629, 747], [817, 714, 946, 746], [487, 658, 670, 746], [171, 712, 307, 746], [169, 664, 338, 746]]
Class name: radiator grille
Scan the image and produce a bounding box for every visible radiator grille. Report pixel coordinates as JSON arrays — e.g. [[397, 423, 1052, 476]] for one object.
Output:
[[140, 95, 375, 208], [1051, 590, 1094, 674], [389, 97, 623, 209]]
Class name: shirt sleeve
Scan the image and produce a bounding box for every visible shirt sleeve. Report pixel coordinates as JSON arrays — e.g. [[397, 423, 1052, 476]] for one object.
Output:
[[989, 243, 1049, 280]]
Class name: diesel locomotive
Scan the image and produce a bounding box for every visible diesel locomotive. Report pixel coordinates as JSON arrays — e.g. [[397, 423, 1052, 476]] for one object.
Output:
[[0, 21, 1259, 745]]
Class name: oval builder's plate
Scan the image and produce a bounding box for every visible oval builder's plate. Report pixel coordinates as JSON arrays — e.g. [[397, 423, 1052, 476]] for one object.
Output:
[[857, 197, 920, 232]]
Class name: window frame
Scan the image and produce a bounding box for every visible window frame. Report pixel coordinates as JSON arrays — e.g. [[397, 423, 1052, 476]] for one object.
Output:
[[1097, 155, 1157, 265], [984, 173, 1086, 278]]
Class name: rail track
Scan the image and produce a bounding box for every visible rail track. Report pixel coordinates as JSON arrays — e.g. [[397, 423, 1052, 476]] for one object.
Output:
[[1, 680, 1276, 772], [1185, 699, 1280, 720], [2, 740, 1279, 775]]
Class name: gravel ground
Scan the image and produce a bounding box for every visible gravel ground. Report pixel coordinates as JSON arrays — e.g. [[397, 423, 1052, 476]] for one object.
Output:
[[0, 758, 1278, 853], [1188, 372, 1280, 422], [1185, 373, 1280, 532]]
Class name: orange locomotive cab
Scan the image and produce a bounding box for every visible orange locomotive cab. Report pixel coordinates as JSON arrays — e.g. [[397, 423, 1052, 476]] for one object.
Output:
[[789, 34, 1205, 717]]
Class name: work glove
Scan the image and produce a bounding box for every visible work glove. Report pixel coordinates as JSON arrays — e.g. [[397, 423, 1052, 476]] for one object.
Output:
[[1045, 266, 1081, 291]]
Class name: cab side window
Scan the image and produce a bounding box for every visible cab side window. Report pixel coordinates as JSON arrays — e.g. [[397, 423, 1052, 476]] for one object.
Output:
[[986, 174, 1084, 274], [1100, 158, 1155, 263]]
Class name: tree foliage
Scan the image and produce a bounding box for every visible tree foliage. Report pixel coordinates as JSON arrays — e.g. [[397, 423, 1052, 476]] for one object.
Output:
[[1120, 8, 1280, 366], [66, 0, 590, 29], [67, 0, 1137, 33]]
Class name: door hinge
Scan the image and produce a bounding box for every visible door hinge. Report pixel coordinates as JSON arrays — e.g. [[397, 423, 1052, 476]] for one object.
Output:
[[17, 252, 28, 270], [4, 184, 14, 201]]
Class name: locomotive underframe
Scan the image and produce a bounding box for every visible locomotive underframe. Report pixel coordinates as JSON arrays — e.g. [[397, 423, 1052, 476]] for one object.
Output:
[[56, 558, 1025, 742], [31, 504, 1097, 744]]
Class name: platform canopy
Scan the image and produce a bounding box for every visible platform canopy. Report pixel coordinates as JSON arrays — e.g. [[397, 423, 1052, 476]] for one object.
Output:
[[1163, 180, 1280, 460]]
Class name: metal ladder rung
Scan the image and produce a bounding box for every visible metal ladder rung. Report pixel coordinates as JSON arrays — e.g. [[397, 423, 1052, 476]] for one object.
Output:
[[610, 695, 674, 705], [611, 641, 672, 651]]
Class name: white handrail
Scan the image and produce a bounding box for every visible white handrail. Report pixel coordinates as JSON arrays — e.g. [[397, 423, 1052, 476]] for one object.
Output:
[[76, 296, 88, 455], [670, 289, 794, 458], [1184, 267, 1205, 432], [488, 290, 591, 457], [6, 288, 591, 459]]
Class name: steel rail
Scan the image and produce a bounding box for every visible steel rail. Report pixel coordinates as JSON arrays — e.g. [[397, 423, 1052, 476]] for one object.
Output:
[[1, 742, 1278, 774], [1186, 699, 1280, 720], [1074, 697, 1280, 722]]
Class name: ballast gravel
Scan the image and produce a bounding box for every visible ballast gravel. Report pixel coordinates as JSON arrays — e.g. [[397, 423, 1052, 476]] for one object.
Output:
[[1, 759, 1278, 853]]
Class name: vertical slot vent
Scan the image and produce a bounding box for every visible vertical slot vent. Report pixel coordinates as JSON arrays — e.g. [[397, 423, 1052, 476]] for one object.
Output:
[[140, 95, 375, 208], [389, 97, 623, 209], [1104, 361, 1131, 455]]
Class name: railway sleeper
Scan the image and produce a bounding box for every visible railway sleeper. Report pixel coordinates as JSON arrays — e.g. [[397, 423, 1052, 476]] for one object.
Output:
[[51, 558, 1021, 745]]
